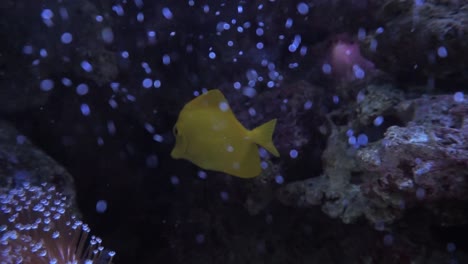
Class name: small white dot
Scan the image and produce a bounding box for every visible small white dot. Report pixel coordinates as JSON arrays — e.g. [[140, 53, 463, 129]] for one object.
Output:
[[226, 145, 234, 152]]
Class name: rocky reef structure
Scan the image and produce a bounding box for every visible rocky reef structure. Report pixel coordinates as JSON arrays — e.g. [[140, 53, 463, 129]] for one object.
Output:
[[277, 83, 468, 226], [361, 0, 468, 84], [0, 120, 75, 196]]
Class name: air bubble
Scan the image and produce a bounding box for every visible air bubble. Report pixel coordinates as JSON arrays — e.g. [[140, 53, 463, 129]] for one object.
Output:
[[198, 170, 207, 179], [297, 3, 309, 15], [40, 79, 54, 91], [219, 102, 229, 112], [137, 12, 144, 22], [162, 7, 173, 19], [76, 83, 89, 95], [243, 87, 256, 98], [352, 65, 365, 79], [121, 51, 129, 58], [453, 92, 464, 103], [437, 46, 447, 58], [80, 104, 91, 116], [208, 51, 216, 59], [153, 134, 163, 142], [142, 78, 153, 89], [322, 64, 332, 74], [41, 9, 54, 20], [153, 80, 161, 88], [373, 116, 384, 126], [285, 18, 293, 28], [357, 134, 368, 146], [289, 149, 298, 159], [101, 27, 114, 44], [275, 175, 284, 184], [162, 54, 171, 65]]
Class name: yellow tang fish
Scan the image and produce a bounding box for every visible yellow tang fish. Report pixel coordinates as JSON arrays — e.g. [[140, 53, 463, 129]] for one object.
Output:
[[171, 89, 280, 178]]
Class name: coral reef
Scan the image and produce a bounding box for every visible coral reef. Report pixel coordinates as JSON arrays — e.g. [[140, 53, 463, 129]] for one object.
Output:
[[360, 0, 468, 84], [278, 83, 468, 229], [358, 94, 468, 225], [0, 183, 115, 263]]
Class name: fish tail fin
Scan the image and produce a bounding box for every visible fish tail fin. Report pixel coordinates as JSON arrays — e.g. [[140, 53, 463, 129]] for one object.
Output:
[[250, 119, 280, 157]]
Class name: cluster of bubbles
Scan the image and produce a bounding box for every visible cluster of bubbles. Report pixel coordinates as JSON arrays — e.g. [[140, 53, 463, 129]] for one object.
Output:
[[27, 1, 390, 184], [28, 1, 323, 120], [0, 182, 115, 263], [346, 129, 369, 148]]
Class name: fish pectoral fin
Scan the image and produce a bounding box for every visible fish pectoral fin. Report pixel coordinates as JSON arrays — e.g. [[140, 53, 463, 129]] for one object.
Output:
[[249, 119, 280, 157]]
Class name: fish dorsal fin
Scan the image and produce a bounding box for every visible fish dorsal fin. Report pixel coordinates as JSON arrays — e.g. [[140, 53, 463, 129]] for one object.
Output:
[[185, 89, 228, 111]]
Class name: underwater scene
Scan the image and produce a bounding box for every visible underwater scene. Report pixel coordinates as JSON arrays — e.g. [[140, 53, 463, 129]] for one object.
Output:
[[1, 0, 468, 263]]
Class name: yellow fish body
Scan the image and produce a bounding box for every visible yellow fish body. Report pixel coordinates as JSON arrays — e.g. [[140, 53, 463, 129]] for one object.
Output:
[[171, 89, 280, 178]]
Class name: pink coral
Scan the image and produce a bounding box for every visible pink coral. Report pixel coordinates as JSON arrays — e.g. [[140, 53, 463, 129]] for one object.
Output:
[[330, 40, 375, 82]]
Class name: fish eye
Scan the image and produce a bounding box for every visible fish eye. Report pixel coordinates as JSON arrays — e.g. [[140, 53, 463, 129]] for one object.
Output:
[[173, 126, 179, 136]]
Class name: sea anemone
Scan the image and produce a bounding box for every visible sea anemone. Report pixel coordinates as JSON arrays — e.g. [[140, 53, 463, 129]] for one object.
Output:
[[0, 182, 115, 264]]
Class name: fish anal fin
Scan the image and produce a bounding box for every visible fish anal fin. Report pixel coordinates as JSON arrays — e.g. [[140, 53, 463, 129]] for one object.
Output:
[[231, 144, 261, 178]]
